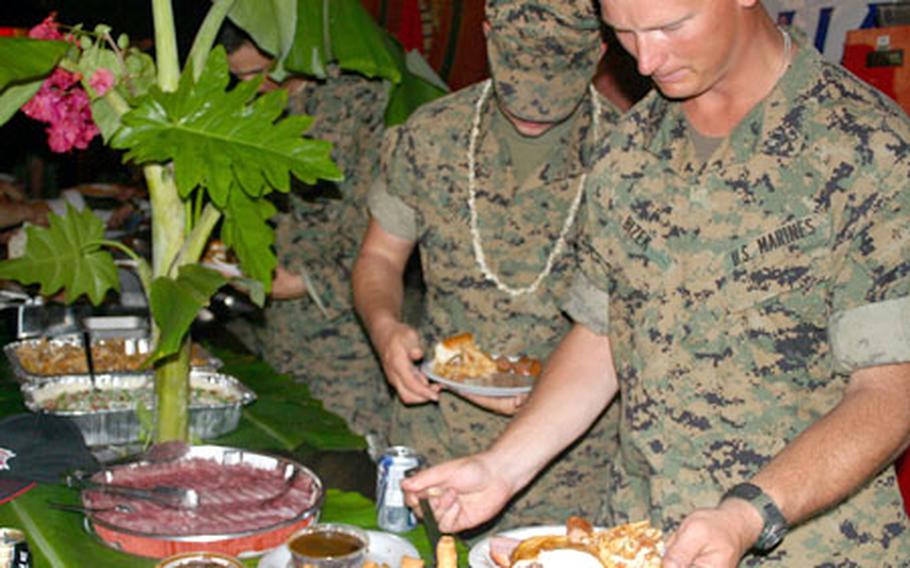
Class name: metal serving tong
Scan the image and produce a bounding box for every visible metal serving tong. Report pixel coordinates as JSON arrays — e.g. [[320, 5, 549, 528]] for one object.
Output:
[[405, 467, 444, 567], [68, 475, 199, 509]]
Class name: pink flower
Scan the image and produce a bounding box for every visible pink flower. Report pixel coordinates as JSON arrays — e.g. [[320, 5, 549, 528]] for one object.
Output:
[[28, 13, 64, 41], [21, 14, 101, 153], [89, 68, 115, 96]]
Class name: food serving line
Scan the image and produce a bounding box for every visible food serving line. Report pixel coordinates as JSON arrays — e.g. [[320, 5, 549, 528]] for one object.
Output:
[[0, 328, 435, 567]]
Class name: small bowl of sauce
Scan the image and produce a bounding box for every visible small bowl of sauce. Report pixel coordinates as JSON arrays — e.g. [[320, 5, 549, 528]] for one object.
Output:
[[287, 523, 369, 568]]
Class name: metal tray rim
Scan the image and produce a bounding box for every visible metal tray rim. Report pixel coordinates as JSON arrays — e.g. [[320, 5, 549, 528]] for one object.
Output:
[[86, 445, 324, 541]]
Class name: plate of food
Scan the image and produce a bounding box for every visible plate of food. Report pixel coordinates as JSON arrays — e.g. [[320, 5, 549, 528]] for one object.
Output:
[[469, 516, 664, 567], [420, 333, 540, 398], [256, 529, 421, 567]]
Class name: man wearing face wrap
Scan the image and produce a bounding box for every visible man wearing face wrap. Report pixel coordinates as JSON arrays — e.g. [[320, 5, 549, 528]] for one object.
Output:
[[353, 0, 625, 530]]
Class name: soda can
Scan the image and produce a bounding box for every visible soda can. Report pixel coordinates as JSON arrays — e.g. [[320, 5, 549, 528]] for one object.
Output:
[[376, 446, 424, 533], [0, 529, 31, 568]]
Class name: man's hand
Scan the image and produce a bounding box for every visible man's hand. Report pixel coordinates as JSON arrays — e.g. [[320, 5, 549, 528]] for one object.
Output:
[[662, 498, 761, 568], [402, 452, 514, 533], [459, 392, 527, 416], [270, 265, 306, 300], [373, 318, 440, 403]]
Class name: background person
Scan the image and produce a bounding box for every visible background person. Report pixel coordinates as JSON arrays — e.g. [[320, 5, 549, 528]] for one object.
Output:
[[221, 22, 393, 449], [353, 0, 626, 530], [404, 0, 910, 565]]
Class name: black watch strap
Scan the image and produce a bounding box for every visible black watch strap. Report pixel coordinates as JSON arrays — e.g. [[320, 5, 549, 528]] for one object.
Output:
[[721, 482, 789, 552]]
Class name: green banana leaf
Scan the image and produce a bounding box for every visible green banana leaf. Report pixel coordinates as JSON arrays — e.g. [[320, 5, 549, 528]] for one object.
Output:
[[212, 349, 365, 452], [0, 341, 434, 567]]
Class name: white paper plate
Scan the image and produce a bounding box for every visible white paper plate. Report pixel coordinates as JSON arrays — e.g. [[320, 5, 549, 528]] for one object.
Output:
[[420, 360, 534, 398], [257, 529, 420, 568], [469, 525, 568, 568]]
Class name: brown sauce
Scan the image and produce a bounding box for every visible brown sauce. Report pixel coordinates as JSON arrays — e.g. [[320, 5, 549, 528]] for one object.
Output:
[[289, 531, 364, 558]]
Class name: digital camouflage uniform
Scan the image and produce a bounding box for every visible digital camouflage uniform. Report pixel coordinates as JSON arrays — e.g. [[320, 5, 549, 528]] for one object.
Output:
[[251, 74, 392, 438], [368, 0, 624, 528], [565, 35, 910, 564]]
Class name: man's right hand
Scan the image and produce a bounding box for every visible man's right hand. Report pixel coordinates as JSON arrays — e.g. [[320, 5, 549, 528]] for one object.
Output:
[[374, 319, 441, 404], [401, 452, 514, 533]]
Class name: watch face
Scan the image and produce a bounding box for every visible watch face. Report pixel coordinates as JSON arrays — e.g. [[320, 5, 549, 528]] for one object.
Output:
[[756, 521, 787, 552]]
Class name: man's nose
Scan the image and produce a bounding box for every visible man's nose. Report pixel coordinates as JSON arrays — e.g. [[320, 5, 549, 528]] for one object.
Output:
[[634, 35, 663, 77]]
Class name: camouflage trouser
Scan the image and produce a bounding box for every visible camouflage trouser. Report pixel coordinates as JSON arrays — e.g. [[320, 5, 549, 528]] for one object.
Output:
[[389, 391, 622, 534], [257, 300, 391, 439]]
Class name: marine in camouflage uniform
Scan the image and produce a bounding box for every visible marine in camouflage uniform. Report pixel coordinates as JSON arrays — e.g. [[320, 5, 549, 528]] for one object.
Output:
[[251, 73, 393, 439], [566, 33, 910, 564], [365, 0, 623, 529]]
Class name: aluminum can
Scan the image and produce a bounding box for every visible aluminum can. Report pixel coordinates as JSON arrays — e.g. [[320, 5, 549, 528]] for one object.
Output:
[[376, 446, 424, 533], [0, 529, 31, 568]]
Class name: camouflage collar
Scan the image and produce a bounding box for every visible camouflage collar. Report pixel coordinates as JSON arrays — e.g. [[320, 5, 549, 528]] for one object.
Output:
[[623, 29, 820, 179]]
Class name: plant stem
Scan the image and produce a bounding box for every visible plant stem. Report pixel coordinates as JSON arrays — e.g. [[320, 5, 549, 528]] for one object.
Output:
[[143, 164, 184, 279], [154, 335, 191, 442], [152, 0, 180, 92], [187, 0, 237, 81], [175, 203, 222, 269]]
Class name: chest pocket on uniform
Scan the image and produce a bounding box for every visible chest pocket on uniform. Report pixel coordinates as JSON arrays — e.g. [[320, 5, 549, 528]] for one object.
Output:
[[722, 214, 830, 314]]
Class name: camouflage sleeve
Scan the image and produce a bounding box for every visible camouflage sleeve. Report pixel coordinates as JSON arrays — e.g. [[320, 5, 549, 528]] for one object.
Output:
[[563, 270, 610, 335], [367, 124, 420, 241], [562, 197, 611, 335], [367, 177, 418, 241], [273, 203, 349, 321], [828, 159, 910, 373]]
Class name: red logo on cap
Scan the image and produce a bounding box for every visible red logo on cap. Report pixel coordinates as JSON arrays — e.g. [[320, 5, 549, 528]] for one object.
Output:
[[0, 448, 16, 470]]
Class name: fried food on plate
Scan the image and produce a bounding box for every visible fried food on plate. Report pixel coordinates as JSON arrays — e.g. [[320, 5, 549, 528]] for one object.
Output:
[[431, 333, 542, 381], [491, 516, 664, 567], [431, 333, 498, 380]]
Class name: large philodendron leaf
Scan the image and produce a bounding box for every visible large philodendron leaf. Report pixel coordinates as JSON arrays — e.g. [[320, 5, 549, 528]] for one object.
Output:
[[0, 37, 68, 90], [220, 187, 277, 292], [284, 0, 402, 83], [111, 46, 341, 205], [329, 0, 401, 82], [147, 265, 226, 365], [226, 0, 297, 72], [0, 205, 118, 305]]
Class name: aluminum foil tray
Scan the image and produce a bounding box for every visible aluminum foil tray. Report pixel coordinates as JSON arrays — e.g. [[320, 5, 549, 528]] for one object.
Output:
[[4, 335, 223, 384], [21, 371, 256, 446], [84, 445, 323, 559]]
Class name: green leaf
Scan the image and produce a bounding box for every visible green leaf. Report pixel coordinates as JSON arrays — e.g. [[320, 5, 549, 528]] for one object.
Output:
[[386, 63, 450, 127], [284, 0, 329, 78], [0, 79, 42, 128], [329, 0, 401, 82], [111, 46, 341, 204], [230, 276, 266, 307], [0, 37, 68, 89], [0, 205, 119, 305], [147, 265, 226, 364], [226, 0, 297, 74], [284, 0, 402, 83], [220, 188, 277, 292]]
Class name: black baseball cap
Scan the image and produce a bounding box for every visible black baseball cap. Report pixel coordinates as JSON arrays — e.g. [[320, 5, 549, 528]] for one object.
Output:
[[0, 413, 98, 504]]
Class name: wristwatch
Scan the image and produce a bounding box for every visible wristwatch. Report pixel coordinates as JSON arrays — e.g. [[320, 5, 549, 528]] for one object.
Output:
[[721, 482, 789, 552]]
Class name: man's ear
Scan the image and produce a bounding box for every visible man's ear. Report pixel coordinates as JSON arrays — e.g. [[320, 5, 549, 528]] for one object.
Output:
[[482, 20, 491, 38], [598, 40, 607, 59]]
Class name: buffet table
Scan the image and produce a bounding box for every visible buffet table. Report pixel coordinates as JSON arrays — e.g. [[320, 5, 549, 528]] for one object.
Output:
[[0, 338, 435, 567]]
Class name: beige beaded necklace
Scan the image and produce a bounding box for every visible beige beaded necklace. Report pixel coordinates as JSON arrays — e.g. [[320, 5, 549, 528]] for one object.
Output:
[[467, 79, 600, 297]]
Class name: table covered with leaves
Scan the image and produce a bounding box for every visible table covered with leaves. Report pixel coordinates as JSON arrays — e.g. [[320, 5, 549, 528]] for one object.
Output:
[[0, 345, 435, 567]]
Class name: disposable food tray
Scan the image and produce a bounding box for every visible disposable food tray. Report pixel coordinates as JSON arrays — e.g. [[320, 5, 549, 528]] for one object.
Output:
[[21, 371, 255, 446], [84, 445, 323, 559], [4, 334, 223, 384]]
